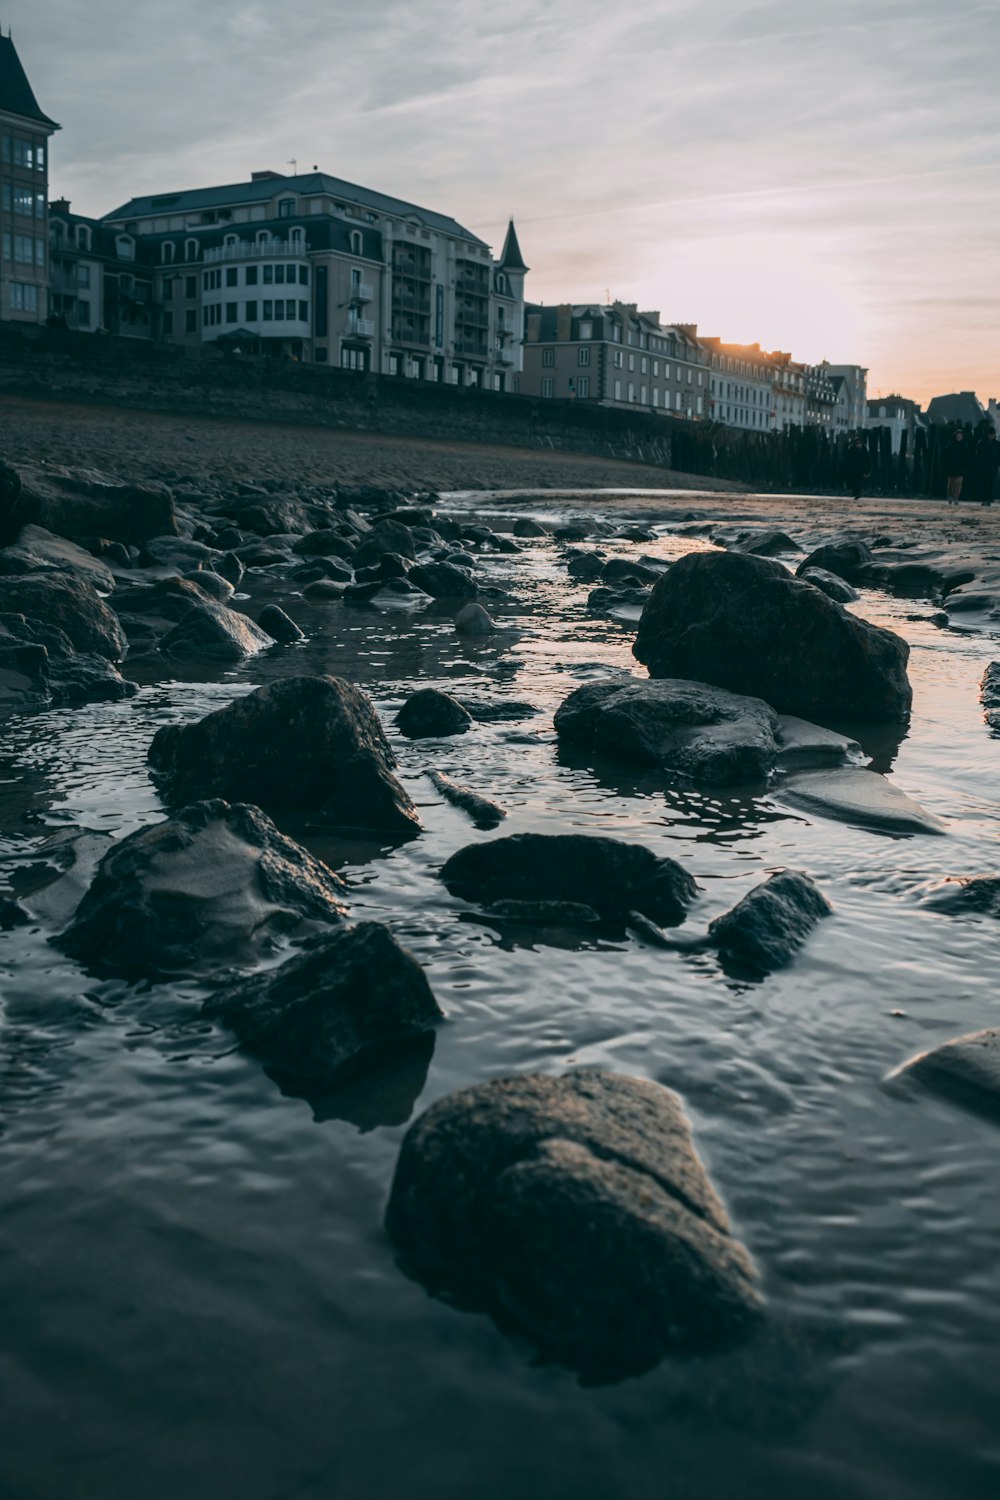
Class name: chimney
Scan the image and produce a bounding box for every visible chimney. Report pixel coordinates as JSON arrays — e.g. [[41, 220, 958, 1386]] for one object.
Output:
[[50, 197, 71, 214], [556, 303, 572, 342], [525, 311, 542, 343]]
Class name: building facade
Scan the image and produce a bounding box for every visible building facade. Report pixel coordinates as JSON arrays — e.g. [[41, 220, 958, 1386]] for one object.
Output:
[[820, 362, 869, 432], [702, 338, 775, 430], [521, 303, 709, 416], [865, 395, 925, 455], [805, 364, 837, 431], [49, 201, 161, 337], [0, 33, 59, 325], [100, 172, 526, 387]]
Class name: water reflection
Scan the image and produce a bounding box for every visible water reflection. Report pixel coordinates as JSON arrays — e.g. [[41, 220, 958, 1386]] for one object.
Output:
[[266, 1031, 436, 1130]]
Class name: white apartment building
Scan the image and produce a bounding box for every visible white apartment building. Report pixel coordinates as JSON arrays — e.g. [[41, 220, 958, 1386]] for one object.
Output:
[[821, 362, 868, 432], [0, 33, 59, 325], [702, 338, 775, 430], [101, 171, 527, 388]]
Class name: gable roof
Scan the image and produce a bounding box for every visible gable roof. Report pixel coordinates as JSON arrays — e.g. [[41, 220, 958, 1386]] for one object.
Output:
[[102, 170, 485, 245], [0, 34, 59, 128]]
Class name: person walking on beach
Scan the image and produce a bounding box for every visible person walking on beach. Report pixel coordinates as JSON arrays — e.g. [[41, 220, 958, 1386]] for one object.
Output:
[[844, 436, 869, 501], [943, 429, 969, 504]]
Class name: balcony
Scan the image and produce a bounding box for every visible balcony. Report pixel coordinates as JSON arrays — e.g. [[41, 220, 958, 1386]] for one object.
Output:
[[204, 239, 307, 263], [392, 256, 431, 283], [454, 337, 488, 359], [392, 288, 431, 314], [350, 281, 374, 302], [347, 318, 375, 337], [497, 349, 516, 365]]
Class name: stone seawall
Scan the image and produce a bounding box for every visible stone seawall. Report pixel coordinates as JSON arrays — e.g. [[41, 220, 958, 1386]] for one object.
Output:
[[0, 325, 678, 470]]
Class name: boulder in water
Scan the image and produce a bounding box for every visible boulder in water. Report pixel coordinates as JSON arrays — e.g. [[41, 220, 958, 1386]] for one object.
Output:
[[795, 537, 873, 584], [708, 870, 832, 975], [0, 572, 126, 662], [440, 832, 697, 926], [385, 1069, 761, 1374], [258, 604, 304, 643], [56, 799, 348, 979], [891, 1029, 1000, 1123], [554, 677, 779, 784], [0, 524, 116, 592], [407, 561, 479, 600], [981, 663, 1000, 730], [148, 675, 421, 836], [16, 465, 178, 545], [776, 767, 944, 835], [396, 688, 472, 738], [203, 921, 442, 1091], [454, 602, 498, 634], [633, 551, 912, 723], [799, 567, 858, 604], [158, 600, 274, 662]]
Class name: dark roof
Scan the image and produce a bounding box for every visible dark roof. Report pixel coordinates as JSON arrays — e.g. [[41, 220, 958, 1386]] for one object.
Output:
[[499, 219, 528, 271], [139, 216, 384, 262], [0, 35, 59, 129], [102, 170, 484, 245], [925, 391, 985, 426]]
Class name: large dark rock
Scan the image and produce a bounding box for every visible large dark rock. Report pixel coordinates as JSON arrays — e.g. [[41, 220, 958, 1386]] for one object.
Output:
[[158, 601, 274, 661], [396, 688, 472, 738], [148, 675, 421, 835], [385, 1070, 761, 1374], [799, 567, 858, 604], [56, 800, 348, 979], [566, 550, 606, 582], [892, 1029, 1000, 1123], [352, 520, 417, 570], [600, 558, 664, 586], [143, 536, 218, 572], [291, 530, 356, 560], [258, 604, 304, 643], [440, 833, 697, 925], [237, 497, 314, 536], [0, 573, 126, 661], [513, 518, 548, 538], [734, 529, 798, 557], [633, 551, 912, 722], [16, 465, 178, 544], [923, 876, 1000, 917], [555, 677, 778, 784], [708, 871, 832, 974], [795, 537, 873, 584], [407, 562, 479, 600], [203, 921, 442, 1089], [0, 613, 136, 711]]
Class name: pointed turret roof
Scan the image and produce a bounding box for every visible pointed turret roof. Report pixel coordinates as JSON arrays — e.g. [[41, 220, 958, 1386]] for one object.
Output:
[[0, 34, 60, 129], [499, 219, 528, 272]]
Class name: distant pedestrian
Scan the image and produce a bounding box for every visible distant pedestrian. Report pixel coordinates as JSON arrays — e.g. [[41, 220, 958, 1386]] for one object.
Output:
[[972, 429, 1000, 506], [943, 429, 969, 503], [844, 437, 869, 500]]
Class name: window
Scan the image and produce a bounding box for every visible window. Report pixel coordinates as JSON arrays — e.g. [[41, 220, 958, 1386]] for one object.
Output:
[[14, 187, 33, 216], [203, 304, 222, 327], [577, 376, 590, 398], [185, 238, 199, 261], [614, 379, 622, 401], [162, 242, 174, 264], [613, 350, 623, 368], [653, 388, 659, 406], [628, 354, 635, 372], [0, 184, 8, 212], [185, 275, 197, 299], [298, 300, 308, 321], [78, 301, 91, 327], [185, 309, 197, 333], [278, 198, 295, 218], [77, 263, 90, 289], [263, 265, 274, 284], [35, 237, 45, 268], [541, 376, 554, 398], [14, 235, 33, 263], [542, 347, 555, 366], [246, 266, 258, 286], [653, 360, 659, 376], [13, 138, 33, 168], [263, 300, 273, 321], [226, 267, 238, 287], [9, 282, 39, 311], [628, 382, 635, 402], [290, 227, 303, 248], [641, 357, 648, 374], [163, 277, 174, 301], [640, 385, 647, 403], [579, 321, 592, 339], [245, 301, 258, 321], [35, 192, 45, 220], [350, 230, 362, 255], [274, 264, 285, 285], [226, 302, 238, 323], [202, 268, 221, 291], [675, 392, 682, 411], [286, 298, 296, 319], [0, 136, 8, 163], [578, 346, 590, 366]]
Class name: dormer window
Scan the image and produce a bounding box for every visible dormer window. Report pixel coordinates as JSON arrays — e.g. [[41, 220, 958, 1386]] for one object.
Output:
[[495, 272, 509, 296], [277, 198, 295, 219], [116, 234, 135, 261], [349, 230, 362, 256], [161, 241, 174, 264], [224, 233, 238, 248], [76, 225, 91, 252], [290, 227, 304, 247], [185, 237, 199, 261]]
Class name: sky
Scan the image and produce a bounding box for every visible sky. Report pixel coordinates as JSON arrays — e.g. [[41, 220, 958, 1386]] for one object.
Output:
[[7, 0, 1000, 404]]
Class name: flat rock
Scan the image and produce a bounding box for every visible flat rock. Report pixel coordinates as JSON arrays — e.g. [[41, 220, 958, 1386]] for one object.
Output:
[[397, 688, 472, 738], [0, 524, 116, 592], [554, 677, 778, 784], [776, 768, 945, 834], [440, 832, 697, 925], [56, 799, 348, 979], [634, 551, 912, 723], [385, 1070, 761, 1374], [891, 1029, 1000, 1122], [203, 921, 442, 1090], [148, 675, 421, 836], [774, 714, 865, 770], [708, 870, 832, 975], [799, 567, 858, 604], [16, 465, 178, 545]]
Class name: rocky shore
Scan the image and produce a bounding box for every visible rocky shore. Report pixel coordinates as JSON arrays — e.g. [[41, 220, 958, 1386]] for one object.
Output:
[[2, 399, 999, 1397]]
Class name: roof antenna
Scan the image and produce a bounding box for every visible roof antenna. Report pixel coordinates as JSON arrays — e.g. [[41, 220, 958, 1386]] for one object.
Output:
[[287, 158, 297, 175]]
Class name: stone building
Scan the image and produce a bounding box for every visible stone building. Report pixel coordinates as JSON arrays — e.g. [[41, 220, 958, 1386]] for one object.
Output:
[[49, 201, 159, 337], [701, 338, 775, 430], [865, 394, 925, 455], [521, 302, 708, 416], [100, 171, 526, 387], [805, 364, 837, 431], [0, 32, 59, 325]]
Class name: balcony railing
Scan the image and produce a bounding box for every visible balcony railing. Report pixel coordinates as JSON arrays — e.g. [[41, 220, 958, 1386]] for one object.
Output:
[[497, 349, 516, 365], [347, 317, 375, 337], [454, 337, 488, 358], [392, 290, 431, 314], [204, 239, 307, 264], [350, 281, 374, 302]]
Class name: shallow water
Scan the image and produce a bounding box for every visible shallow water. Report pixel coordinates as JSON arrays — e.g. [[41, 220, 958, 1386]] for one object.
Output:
[[1, 497, 998, 1500]]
